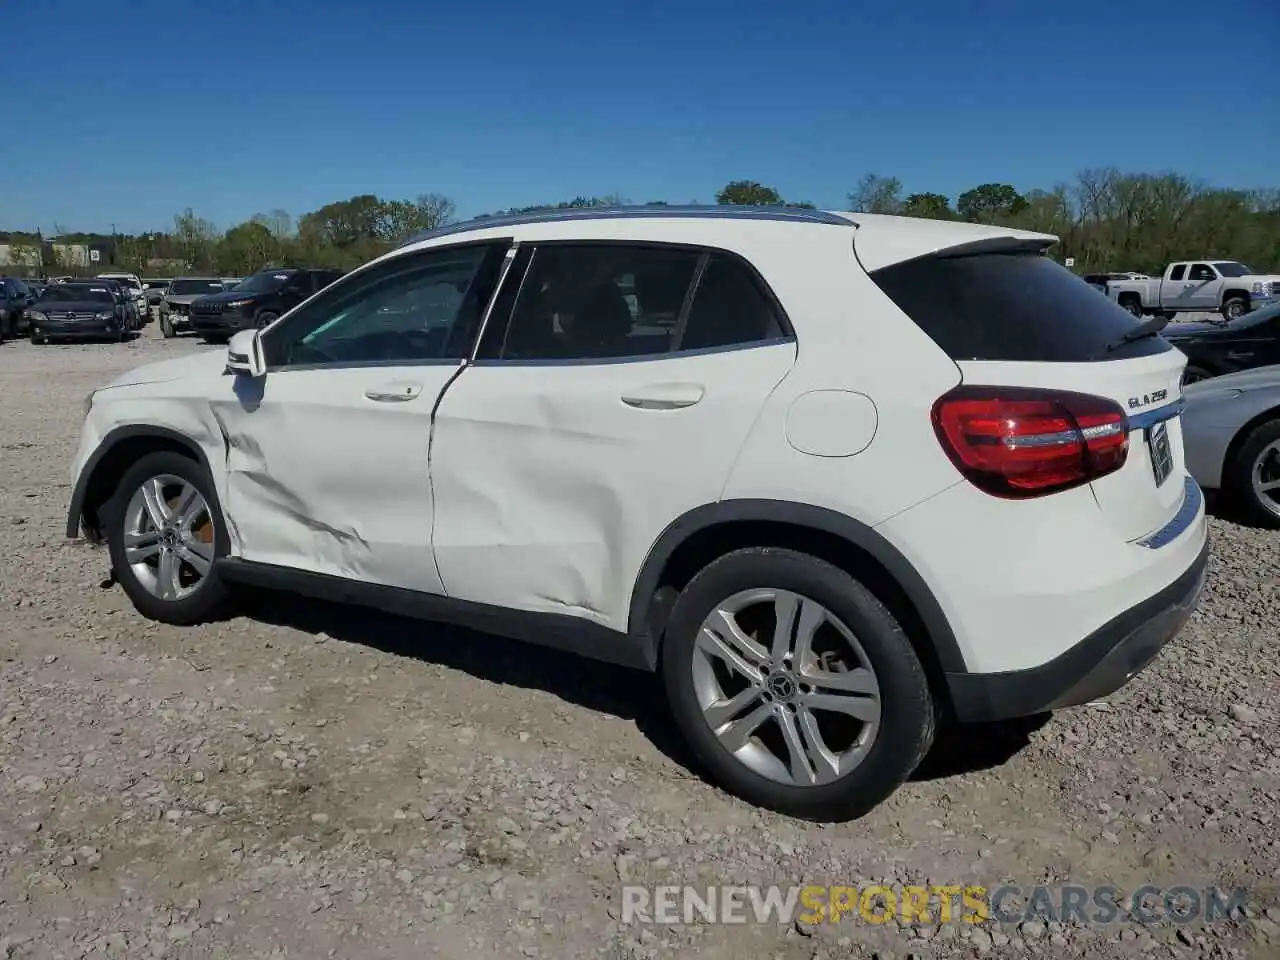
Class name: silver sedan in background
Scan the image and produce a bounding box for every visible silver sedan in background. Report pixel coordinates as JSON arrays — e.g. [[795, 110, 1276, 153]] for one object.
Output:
[[1182, 365, 1280, 528]]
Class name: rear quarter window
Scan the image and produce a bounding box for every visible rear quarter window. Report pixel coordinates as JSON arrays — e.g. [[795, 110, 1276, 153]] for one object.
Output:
[[869, 252, 1172, 362]]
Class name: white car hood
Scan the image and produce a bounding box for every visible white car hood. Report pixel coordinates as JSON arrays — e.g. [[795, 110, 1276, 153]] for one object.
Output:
[[99, 349, 225, 391]]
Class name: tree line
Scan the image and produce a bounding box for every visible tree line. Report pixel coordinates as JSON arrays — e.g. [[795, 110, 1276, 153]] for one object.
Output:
[[4, 168, 1277, 278]]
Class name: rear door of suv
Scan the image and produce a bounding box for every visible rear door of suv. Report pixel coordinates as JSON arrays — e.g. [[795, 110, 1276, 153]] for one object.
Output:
[[428, 241, 797, 628]]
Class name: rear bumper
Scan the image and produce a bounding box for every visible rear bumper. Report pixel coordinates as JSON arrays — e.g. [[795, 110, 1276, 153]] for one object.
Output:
[[947, 535, 1208, 722]]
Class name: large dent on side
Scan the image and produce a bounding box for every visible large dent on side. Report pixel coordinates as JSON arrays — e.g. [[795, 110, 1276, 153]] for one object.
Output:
[[430, 409, 623, 626], [209, 398, 376, 579]]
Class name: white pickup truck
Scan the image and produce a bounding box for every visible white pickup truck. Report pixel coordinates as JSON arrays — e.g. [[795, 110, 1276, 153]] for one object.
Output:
[[1106, 261, 1280, 320]]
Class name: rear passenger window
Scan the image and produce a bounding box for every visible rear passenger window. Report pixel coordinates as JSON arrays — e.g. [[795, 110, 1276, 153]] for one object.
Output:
[[1169, 264, 1186, 281], [870, 252, 1173, 362], [497, 245, 699, 361], [680, 255, 784, 351]]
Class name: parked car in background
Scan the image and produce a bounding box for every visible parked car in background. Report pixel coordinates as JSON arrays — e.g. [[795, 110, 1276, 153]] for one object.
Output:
[[1, 276, 36, 339], [1108, 262, 1280, 321], [160, 277, 225, 338], [189, 267, 344, 341], [1183, 363, 1280, 528], [95, 279, 141, 332], [27, 280, 131, 343], [1164, 300, 1280, 385], [65, 206, 1208, 820], [143, 279, 172, 307], [97, 273, 150, 324], [1083, 272, 1151, 294]]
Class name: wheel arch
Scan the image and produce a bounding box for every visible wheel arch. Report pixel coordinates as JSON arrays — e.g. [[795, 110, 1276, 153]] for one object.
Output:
[[67, 425, 214, 543], [627, 500, 968, 703], [1222, 403, 1280, 485]]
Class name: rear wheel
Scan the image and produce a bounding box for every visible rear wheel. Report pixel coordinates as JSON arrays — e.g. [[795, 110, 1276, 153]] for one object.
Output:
[[1119, 297, 1143, 318], [1226, 420, 1280, 529], [106, 451, 232, 624], [661, 547, 935, 821], [29, 328, 44, 345]]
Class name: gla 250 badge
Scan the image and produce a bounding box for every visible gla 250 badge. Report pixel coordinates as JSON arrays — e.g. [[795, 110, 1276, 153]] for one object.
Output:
[[1128, 388, 1169, 410]]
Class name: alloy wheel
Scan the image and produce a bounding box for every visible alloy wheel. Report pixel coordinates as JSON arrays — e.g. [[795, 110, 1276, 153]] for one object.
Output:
[[691, 588, 882, 787], [1250, 441, 1280, 520], [122, 474, 217, 601]]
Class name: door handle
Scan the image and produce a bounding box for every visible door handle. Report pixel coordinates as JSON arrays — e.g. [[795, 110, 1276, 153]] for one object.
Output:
[[620, 383, 705, 410], [364, 381, 424, 402]]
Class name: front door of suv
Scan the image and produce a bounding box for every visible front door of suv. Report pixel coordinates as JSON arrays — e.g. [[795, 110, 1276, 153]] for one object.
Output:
[[429, 242, 797, 629], [211, 241, 509, 591]]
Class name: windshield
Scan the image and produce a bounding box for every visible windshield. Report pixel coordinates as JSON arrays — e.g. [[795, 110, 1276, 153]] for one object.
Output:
[[232, 271, 293, 294], [100, 275, 141, 290], [42, 284, 113, 303], [170, 279, 224, 295], [1213, 262, 1256, 278]]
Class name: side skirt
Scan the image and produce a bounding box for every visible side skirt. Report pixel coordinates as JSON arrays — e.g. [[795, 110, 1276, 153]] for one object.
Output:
[[214, 558, 659, 672]]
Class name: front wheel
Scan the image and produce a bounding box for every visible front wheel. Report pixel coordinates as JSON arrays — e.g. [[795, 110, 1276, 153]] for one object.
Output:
[[661, 547, 936, 822], [1222, 297, 1248, 321], [160, 315, 175, 338], [254, 311, 278, 330], [106, 451, 232, 624], [1226, 419, 1280, 530]]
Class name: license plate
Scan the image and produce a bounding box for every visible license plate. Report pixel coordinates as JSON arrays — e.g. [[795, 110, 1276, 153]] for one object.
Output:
[[1147, 421, 1173, 486]]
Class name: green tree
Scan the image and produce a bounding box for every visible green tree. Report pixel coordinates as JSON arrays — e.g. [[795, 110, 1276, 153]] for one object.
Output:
[[900, 193, 954, 219], [716, 181, 783, 205], [219, 221, 280, 275], [848, 174, 903, 214], [956, 183, 1029, 223], [173, 208, 218, 270]]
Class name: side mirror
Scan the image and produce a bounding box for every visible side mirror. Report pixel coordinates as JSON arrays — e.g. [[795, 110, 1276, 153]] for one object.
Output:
[[226, 329, 267, 377]]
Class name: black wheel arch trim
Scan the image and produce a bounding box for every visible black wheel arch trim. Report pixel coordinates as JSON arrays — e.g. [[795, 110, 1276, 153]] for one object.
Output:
[[626, 499, 969, 675], [65, 424, 215, 541]]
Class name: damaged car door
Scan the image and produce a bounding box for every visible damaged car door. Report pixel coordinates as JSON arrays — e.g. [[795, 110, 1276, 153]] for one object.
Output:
[[429, 243, 797, 627], [211, 241, 510, 590]]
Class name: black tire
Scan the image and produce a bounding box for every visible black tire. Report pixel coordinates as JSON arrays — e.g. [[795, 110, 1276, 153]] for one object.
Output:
[[1119, 297, 1143, 318], [105, 451, 232, 625], [160, 315, 175, 338], [1225, 419, 1280, 530], [1222, 297, 1248, 321], [203, 333, 228, 345], [29, 328, 44, 345], [254, 311, 278, 330], [660, 547, 936, 821]]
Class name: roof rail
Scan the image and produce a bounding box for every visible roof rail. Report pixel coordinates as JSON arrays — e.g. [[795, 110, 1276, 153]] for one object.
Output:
[[397, 204, 852, 248]]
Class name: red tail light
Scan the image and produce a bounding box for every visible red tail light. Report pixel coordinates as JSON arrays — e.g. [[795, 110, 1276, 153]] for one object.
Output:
[[931, 386, 1129, 498]]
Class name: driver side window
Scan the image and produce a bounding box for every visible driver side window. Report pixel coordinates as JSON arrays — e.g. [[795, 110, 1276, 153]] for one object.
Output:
[[263, 242, 509, 369]]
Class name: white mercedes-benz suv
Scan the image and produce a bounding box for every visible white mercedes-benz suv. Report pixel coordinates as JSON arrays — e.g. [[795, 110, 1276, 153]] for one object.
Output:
[[66, 206, 1209, 821]]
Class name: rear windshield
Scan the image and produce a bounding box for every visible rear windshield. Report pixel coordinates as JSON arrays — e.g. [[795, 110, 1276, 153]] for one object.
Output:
[[869, 252, 1173, 362]]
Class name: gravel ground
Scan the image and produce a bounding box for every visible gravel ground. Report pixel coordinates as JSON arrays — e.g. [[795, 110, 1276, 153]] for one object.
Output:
[[2, 322, 1278, 960]]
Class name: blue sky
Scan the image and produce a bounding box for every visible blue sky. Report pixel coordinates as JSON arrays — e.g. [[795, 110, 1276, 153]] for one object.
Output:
[[3, 0, 1276, 235]]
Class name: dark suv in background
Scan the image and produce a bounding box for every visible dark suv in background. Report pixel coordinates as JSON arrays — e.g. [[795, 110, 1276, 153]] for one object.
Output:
[[1, 277, 36, 339], [189, 267, 344, 342]]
